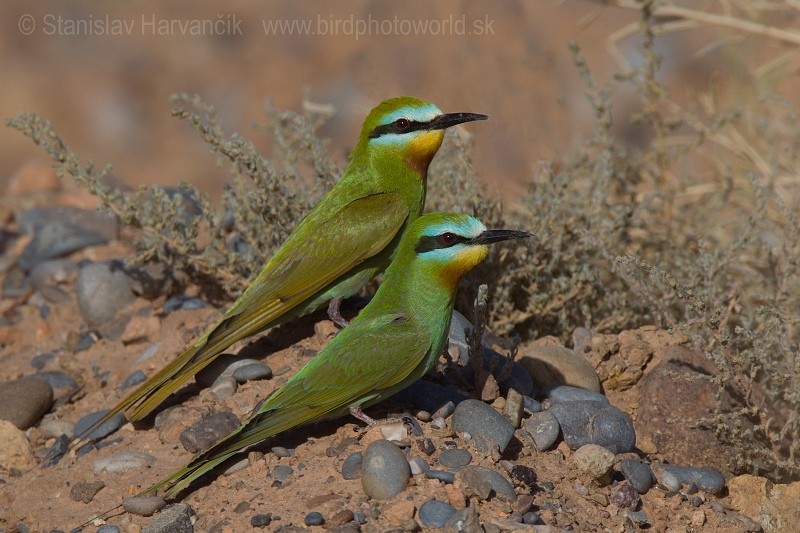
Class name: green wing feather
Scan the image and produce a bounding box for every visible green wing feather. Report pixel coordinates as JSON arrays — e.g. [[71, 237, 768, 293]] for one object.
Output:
[[74, 192, 410, 442], [147, 311, 432, 498]]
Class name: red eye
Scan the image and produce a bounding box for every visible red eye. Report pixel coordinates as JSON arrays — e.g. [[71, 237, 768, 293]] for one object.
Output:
[[439, 232, 457, 245], [395, 118, 410, 130]]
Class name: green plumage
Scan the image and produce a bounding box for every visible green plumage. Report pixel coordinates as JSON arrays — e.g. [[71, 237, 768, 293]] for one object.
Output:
[[73, 98, 487, 443]]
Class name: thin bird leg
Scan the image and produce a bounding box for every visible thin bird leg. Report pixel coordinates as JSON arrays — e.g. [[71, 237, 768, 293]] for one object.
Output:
[[327, 297, 349, 328], [349, 405, 377, 426]]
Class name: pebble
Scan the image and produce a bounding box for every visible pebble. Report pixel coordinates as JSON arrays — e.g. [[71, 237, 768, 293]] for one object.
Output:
[[122, 495, 167, 517], [522, 396, 542, 414], [270, 465, 294, 482], [517, 345, 601, 392], [510, 465, 537, 488], [628, 510, 648, 526], [222, 457, 250, 476], [179, 411, 240, 453], [546, 385, 608, 404], [432, 401, 456, 420], [653, 464, 726, 493], [620, 459, 655, 494], [120, 370, 148, 390], [438, 448, 472, 469], [250, 514, 272, 527], [392, 380, 468, 414], [548, 400, 635, 453], [573, 444, 615, 483], [69, 480, 105, 503], [611, 483, 640, 509], [522, 410, 560, 451], [195, 355, 267, 388], [0, 378, 53, 429], [341, 452, 363, 480], [522, 512, 544, 525], [456, 466, 516, 501], [452, 399, 515, 454], [416, 410, 432, 422], [426, 470, 456, 484], [75, 261, 137, 326], [304, 511, 325, 526], [74, 410, 127, 441], [0, 420, 34, 470], [418, 500, 457, 528], [19, 220, 108, 271], [360, 439, 411, 500], [408, 457, 430, 475], [208, 375, 238, 401], [95, 526, 119, 533], [135, 342, 161, 363], [92, 451, 155, 475], [443, 506, 481, 533], [30, 352, 55, 370], [163, 296, 209, 313], [43, 434, 70, 466], [232, 362, 272, 383], [504, 389, 525, 428], [271, 446, 293, 458], [142, 503, 195, 533]]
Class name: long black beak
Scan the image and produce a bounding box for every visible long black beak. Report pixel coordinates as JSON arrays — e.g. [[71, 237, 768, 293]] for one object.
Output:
[[426, 112, 488, 131], [470, 229, 532, 246]]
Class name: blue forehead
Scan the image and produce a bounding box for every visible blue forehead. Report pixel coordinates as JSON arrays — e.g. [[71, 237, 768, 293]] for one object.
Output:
[[378, 103, 442, 126], [420, 217, 486, 240]]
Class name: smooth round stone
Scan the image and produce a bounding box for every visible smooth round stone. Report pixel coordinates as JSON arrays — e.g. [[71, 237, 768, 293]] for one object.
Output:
[[250, 514, 272, 527], [572, 444, 615, 483], [232, 363, 272, 383], [360, 439, 411, 500], [304, 512, 325, 526], [452, 399, 515, 454], [271, 446, 293, 458], [418, 499, 457, 528], [222, 457, 250, 476], [179, 411, 240, 453], [120, 370, 147, 390], [270, 465, 294, 482], [196, 355, 265, 388], [122, 495, 167, 517], [74, 410, 126, 441], [341, 452, 363, 480], [76, 261, 136, 326], [93, 451, 155, 475], [142, 503, 195, 533], [438, 448, 472, 469], [546, 400, 607, 450], [456, 466, 516, 501], [588, 405, 636, 454], [523, 410, 560, 451], [432, 401, 456, 420], [517, 345, 601, 392], [523, 396, 542, 414], [523, 512, 544, 525], [96, 526, 120, 533], [209, 375, 238, 401], [426, 470, 456, 484], [620, 459, 655, 494], [654, 464, 726, 493], [409, 457, 430, 475], [163, 296, 209, 313], [0, 378, 53, 429], [546, 385, 608, 404]]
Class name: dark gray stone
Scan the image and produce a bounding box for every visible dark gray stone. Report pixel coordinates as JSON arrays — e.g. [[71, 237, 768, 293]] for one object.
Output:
[[19, 222, 108, 271], [270, 465, 294, 482], [179, 411, 240, 453], [341, 452, 363, 480], [76, 261, 137, 326], [620, 460, 655, 494], [443, 505, 480, 533], [33, 371, 79, 402], [0, 378, 53, 429], [232, 363, 272, 383], [546, 385, 608, 404], [426, 470, 456, 484], [304, 512, 325, 526], [418, 500, 457, 528], [655, 464, 726, 493], [121, 370, 147, 390], [438, 448, 472, 469], [452, 399, 515, 454], [123, 495, 167, 517], [547, 400, 606, 450], [523, 410, 560, 451], [456, 466, 516, 501], [588, 405, 636, 454], [74, 410, 127, 441], [360, 439, 411, 499], [142, 503, 195, 533]]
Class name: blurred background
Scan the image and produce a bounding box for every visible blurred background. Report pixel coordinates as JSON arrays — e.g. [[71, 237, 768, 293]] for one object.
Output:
[[1, 0, 752, 204]]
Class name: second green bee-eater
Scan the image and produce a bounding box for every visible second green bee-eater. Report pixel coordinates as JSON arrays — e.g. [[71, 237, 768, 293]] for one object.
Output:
[[74, 97, 487, 443]]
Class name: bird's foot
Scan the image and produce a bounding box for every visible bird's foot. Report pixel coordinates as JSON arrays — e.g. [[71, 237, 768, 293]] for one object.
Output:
[[349, 405, 377, 426], [327, 297, 349, 328]]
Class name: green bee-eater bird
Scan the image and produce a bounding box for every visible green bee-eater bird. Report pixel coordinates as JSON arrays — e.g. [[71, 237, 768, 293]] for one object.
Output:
[[74, 98, 487, 444], [138, 212, 530, 498]]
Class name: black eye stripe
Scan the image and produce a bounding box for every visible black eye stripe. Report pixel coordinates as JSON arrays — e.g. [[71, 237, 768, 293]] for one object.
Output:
[[369, 119, 428, 139], [414, 234, 469, 254]]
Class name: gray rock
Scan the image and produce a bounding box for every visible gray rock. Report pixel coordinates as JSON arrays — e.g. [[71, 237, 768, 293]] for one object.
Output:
[[34, 371, 79, 403], [426, 470, 456, 483], [76, 261, 137, 326], [438, 448, 472, 469], [522, 396, 542, 414], [523, 410, 560, 451], [304, 512, 325, 526], [29, 260, 78, 291], [546, 385, 608, 404], [96, 526, 120, 533], [341, 452, 363, 480], [123, 495, 167, 517], [74, 410, 127, 441], [456, 466, 516, 501], [391, 380, 468, 414], [69, 480, 105, 503], [163, 296, 209, 313], [270, 465, 294, 482], [418, 499, 457, 528], [548, 400, 635, 453], [19, 221, 108, 271], [232, 362, 272, 383], [360, 439, 411, 500], [653, 464, 725, 493], [208, 375, 237, 401], [142, 503, 195, 533], [195, 355, 265, 388], [179, 411, 240, 453], [629, 511, 648, 526], [452, 399, 515, 454], [517, 344, 601, 392], [0, 378, 53, 429], [620, 459, 655, 494], [443, 505, 481, 533], [120, 370, 147, 389], [408, 457, 430, 475], [93, 451, 156, 475]]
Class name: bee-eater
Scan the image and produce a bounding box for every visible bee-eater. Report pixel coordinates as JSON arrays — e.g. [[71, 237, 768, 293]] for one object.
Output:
[[136, 213, 530, 498], [74, 98, 487, 444]]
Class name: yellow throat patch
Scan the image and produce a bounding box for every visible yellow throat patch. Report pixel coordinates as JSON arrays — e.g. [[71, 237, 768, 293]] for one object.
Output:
[[438, 245, 488, 290], [406, 130, 445, 173]]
